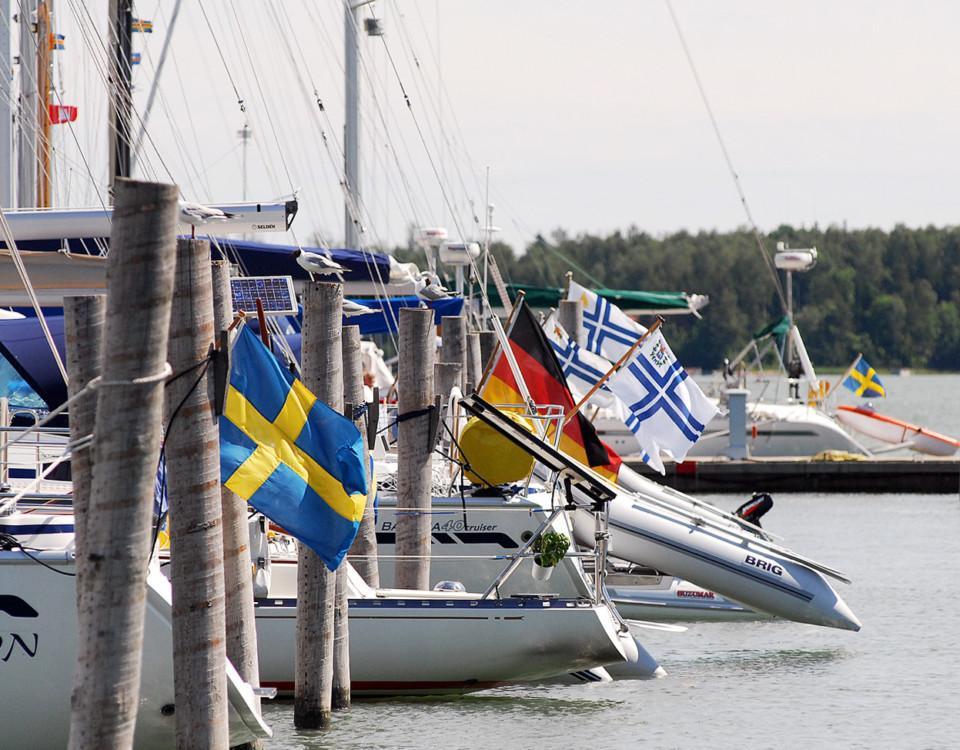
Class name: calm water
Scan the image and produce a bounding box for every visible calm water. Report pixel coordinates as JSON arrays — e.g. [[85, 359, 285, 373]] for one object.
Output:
[[264, 376, 960, 750]]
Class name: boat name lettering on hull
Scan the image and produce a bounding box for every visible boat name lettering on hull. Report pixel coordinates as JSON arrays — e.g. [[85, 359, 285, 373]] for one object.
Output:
[[380, 520, 498, 533], [745, 554, 783, 576], [0, 633, 39, 661], [676, 590, 715, 598]]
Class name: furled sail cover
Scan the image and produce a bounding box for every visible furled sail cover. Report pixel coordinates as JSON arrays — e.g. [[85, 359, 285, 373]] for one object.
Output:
[[0, 250, 106, 307], [212, 238, 393, 284]]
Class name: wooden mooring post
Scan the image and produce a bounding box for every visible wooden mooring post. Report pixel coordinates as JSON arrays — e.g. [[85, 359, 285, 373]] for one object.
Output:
[[295, 282, 343, 728], [478, 330, 498, 373], [466, 330, 483, 394], [211, 260, 262, 750], [558, 299, 584, 347], [395, 307, 435, 590], [165, 238, 228, 747], [343, 324, 379, 588], [63, 294, 105, 610], [68, 179, 179, 750], [440, 315, 467, 392]]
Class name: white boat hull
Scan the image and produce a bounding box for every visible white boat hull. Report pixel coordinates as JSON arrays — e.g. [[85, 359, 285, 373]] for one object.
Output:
[[0, 549, 270, 749], [835, 405, 960, 456], [372, 494, 756, 626], [599, 401, 868, 458], [607, 574, 767, 622], [254, 594, 628, 696], [572, 494, 860, 631]]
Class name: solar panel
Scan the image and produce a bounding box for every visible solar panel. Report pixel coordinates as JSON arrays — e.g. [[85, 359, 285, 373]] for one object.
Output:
[[230, 276, 297, 316]]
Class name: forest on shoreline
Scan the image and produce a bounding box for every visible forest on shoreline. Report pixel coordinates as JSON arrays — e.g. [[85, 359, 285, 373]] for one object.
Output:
[[400, 224, 960, 371]]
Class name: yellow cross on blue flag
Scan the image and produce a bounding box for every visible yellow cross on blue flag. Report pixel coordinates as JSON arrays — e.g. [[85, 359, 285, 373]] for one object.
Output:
[[220, 327, 367, 570], [843, 357, 885, 398]]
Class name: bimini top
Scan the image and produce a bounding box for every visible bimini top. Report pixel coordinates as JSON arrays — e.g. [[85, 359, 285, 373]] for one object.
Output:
[[486, 283, 708, 316]]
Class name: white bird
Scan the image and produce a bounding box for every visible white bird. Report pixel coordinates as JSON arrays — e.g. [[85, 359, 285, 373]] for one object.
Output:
[[343, 299, 374, 317], [179, 201, 234, 226], [292, 248, 348, 281], [416, 272, 451, 302]]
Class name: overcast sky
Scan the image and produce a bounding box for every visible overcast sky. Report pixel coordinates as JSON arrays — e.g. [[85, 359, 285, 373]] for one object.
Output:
[[40, 1, 960, 252]]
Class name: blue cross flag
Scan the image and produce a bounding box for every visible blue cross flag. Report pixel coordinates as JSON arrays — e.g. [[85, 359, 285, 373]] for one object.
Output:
[[543, 313, 621, 412], [568, 280, 646, 361], [607, 330, 718, 474]]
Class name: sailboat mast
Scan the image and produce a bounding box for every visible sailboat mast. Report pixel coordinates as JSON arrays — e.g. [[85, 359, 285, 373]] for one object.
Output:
[[0, 0, 11, 207], [108, 0, 132, 191], [344, 1, 360, 249], [16, 0, 37, 207], [35, 0, 50, 207]]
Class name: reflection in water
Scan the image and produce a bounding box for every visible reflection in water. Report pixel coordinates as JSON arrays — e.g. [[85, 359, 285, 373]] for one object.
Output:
[[689, 648, 848, 674]]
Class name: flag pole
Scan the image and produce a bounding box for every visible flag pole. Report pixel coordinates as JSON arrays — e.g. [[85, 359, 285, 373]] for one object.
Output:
[[826, 352, 862, 403], [563, 315, 665, 426], [476, 289, 526, 394]]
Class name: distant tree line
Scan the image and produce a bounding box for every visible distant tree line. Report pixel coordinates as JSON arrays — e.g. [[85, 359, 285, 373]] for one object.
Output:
[[396, 224, 960, 370]]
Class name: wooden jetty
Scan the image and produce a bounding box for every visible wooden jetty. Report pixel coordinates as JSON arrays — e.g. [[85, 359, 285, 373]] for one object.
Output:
[[624, 455, 960, 494]]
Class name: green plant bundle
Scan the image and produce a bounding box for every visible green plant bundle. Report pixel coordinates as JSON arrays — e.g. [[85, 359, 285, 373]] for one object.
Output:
[[533, 530, 570, 568]]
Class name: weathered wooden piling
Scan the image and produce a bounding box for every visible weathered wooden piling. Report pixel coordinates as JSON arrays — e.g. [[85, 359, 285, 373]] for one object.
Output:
[[395, 307, 435, 590], [343, 324, 379, 587], [478, 330, 498, 373], [558, 299, 584, 346], [466, 330, 483, 394], [295, 282, 343, 729], [331, 550, 351, 711], [211, 261, 262, 749], [440, 315, 467, 391], [165, 238, 228, 748], [69, 179, 179, 750], [435, 362, 462, 401], [63, 294, 105, 609]]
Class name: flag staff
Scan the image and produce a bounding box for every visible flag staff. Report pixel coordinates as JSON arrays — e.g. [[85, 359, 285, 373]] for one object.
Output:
[[826, 352, 863, 403], [563, 315, 665, 426], [475, 289, 526, 394]]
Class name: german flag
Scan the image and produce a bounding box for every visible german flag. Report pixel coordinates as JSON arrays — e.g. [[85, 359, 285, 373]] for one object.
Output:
[[480, 301, 621, 480]]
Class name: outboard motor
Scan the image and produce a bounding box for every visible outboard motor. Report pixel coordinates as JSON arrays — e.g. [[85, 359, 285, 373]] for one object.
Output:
[[735, 492, 774, 528]]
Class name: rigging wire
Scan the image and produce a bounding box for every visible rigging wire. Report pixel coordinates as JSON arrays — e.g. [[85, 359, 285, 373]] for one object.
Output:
[[664, 0, 788, 314], [225, 1, 296, 194]]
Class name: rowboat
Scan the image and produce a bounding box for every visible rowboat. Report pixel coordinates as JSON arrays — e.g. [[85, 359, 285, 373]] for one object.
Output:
[[835, 404, 960, 456]]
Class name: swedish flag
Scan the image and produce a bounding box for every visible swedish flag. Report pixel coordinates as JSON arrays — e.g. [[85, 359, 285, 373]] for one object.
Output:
[[843, 357, 885, 398], [220, 327, 367, 570]]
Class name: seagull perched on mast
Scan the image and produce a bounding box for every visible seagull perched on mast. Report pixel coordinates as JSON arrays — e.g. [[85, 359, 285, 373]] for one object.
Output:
[[179, 201, 235, 238], [416, 271, 451, 302], [290, 248, 349, 282]]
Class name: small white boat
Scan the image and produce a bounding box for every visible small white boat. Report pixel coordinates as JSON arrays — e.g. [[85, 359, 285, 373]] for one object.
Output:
[[0, 513, 271, 749], [570, 489, 860, 631], [605, 567, 768, 622], [835, 404, 960, 456]]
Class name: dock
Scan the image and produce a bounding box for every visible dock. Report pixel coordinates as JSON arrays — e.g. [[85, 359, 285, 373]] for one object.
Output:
[[624, 456, 960, 494]]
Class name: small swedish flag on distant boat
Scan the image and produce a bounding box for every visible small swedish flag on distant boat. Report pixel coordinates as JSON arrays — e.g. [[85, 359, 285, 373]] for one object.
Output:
[[843, 356, 885, 398], [132, 18, 153, 32], [220, 327, 367, 570]]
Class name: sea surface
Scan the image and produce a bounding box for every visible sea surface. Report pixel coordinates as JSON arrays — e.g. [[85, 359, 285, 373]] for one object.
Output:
[[264, 375, 960, 750]]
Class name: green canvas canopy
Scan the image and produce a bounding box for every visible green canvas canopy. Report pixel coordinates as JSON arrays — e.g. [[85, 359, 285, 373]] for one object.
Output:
[[484, 283, 708, 316]]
